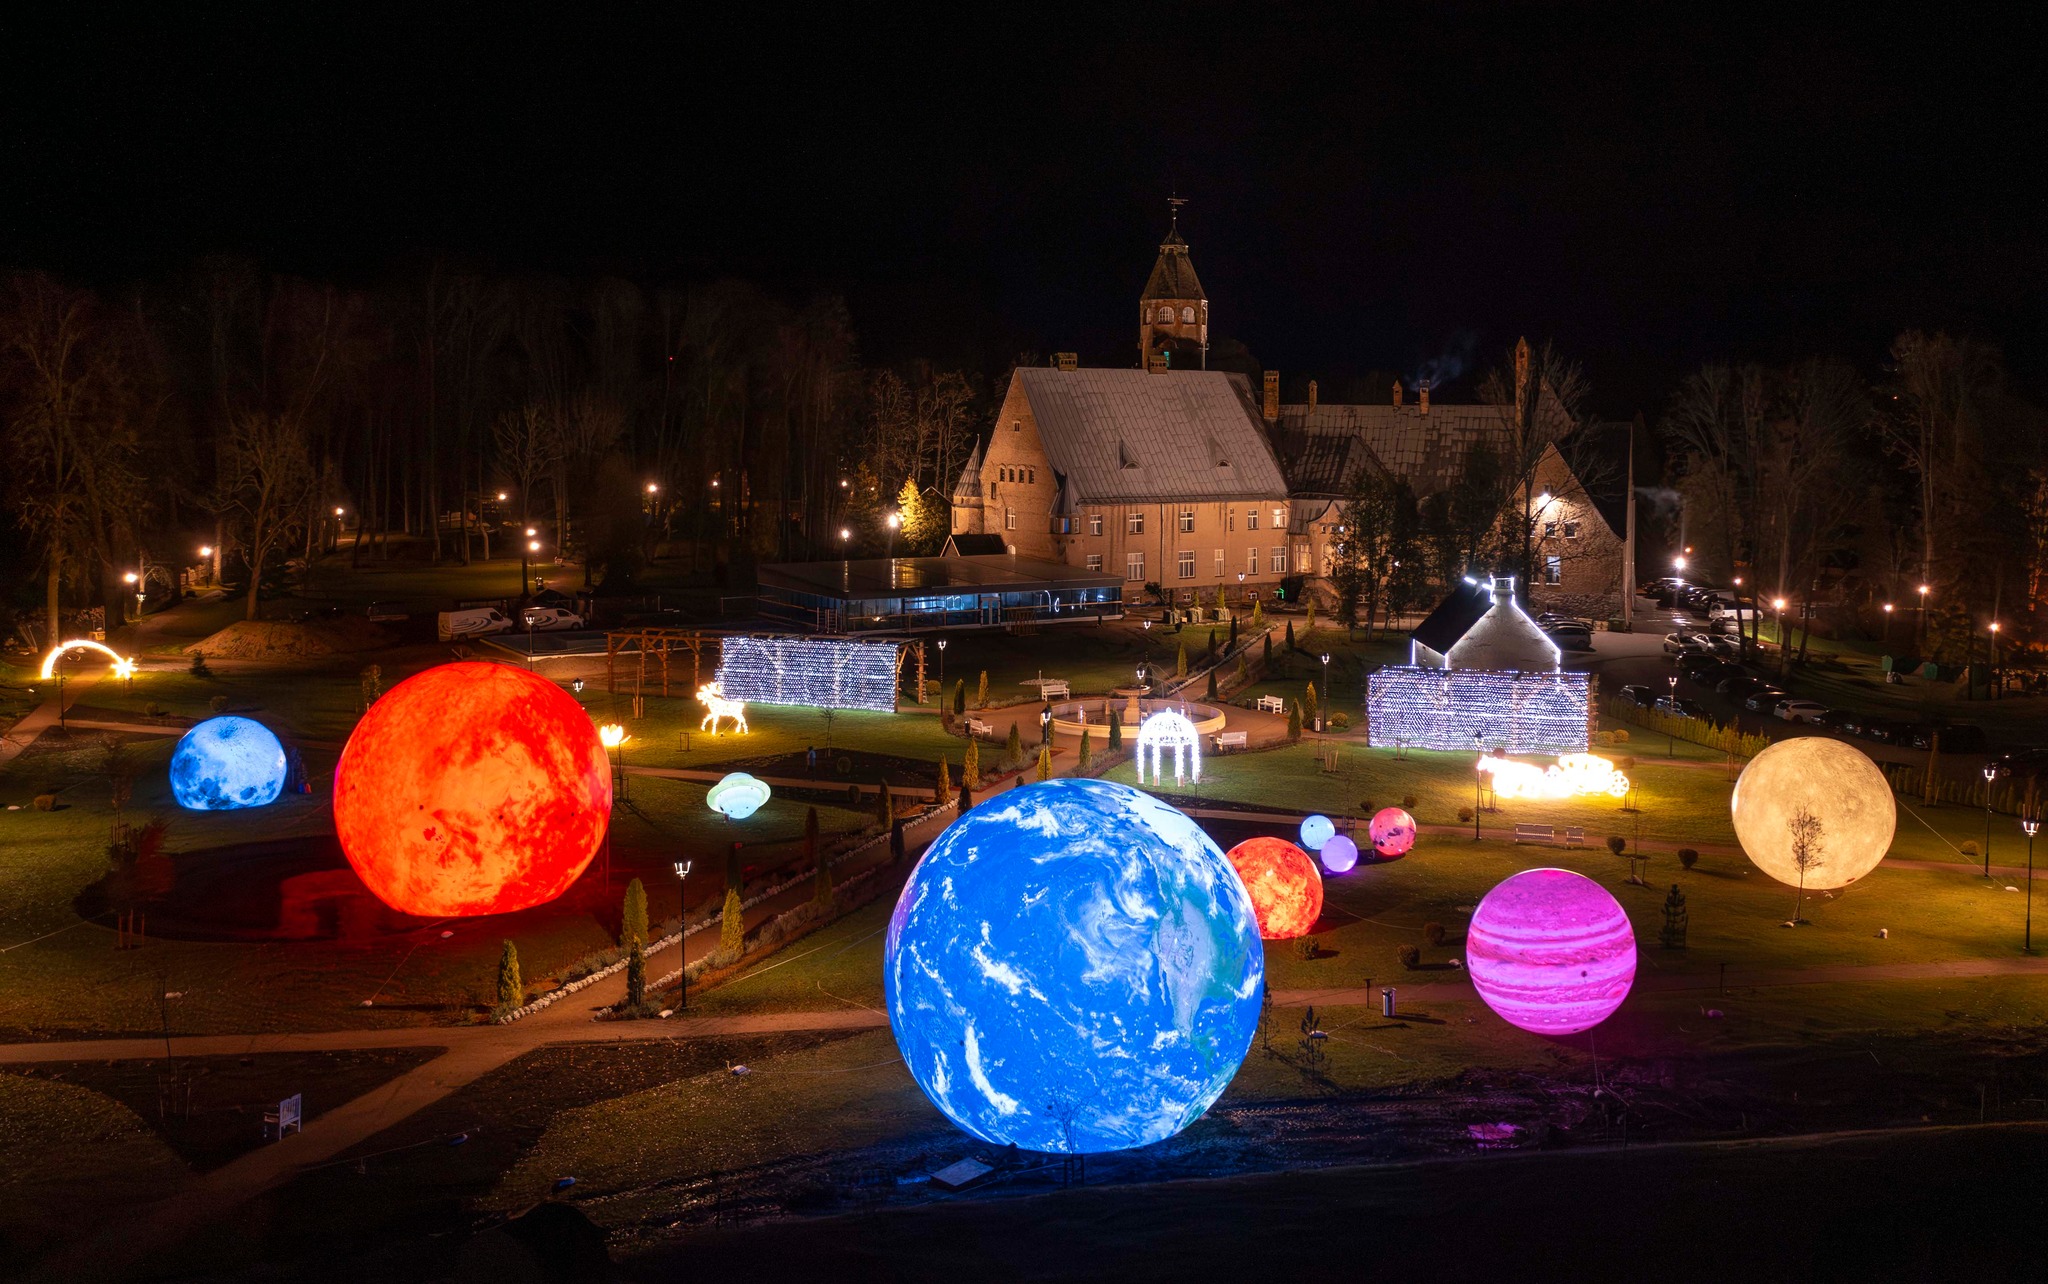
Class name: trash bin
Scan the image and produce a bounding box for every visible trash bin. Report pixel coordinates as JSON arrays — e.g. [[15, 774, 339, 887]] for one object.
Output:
[[1381, 987, 1396, 1018]]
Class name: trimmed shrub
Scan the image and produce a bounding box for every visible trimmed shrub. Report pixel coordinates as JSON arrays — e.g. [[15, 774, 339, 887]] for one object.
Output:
[[1328, 710, 1350, 730], [964, 738, 981, 787], [1424, 922, 1446, 946], [1612, 729, 1631, 744], [1206, 668, 1218, 699], [1961, 840, 1981, 858], [874, 783, 894, 830], [1678, 848, 1699, 871], [1607, 835, 1628, 856], [935, 758, 953, 805], [621, 878, 648, 947], [1398, 944, 1421, 969], [1035, 744, 1052, 782], [1285, 620, 1297, 651], [32, 794, 55, 812], [625, 938, 646, 1008], [1458, 806, 1474, 823], [975, 670, 989, 709], [497, 940, 523, 1009], [1004, 722, 1024, 770], [1078, 726, 1092, 771], [1401, 793, 1418, 809], [208, 695, 229, 714], [1107, 711, 1123, 753], [1177, 643, 1188, 679], [719, 887, 745, 959], [953, 679, 966, 716], [188, 651, 211, 678], [1287, 703, 1302, 741]]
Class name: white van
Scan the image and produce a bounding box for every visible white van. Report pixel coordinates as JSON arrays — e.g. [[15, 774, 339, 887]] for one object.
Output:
[[437, 608, 513, 642], [1709, 602, 1761, 625], [520, 606, 585, 632]]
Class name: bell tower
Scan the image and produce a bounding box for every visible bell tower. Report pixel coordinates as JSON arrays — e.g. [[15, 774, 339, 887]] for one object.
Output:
[[1139, 197, 1208, 368]]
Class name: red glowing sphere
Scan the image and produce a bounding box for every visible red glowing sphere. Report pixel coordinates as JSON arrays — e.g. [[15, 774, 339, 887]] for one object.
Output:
[[333, 662, 611, 916], [1225, 837, 1323, 939], [1369, 807, 1417, 859]]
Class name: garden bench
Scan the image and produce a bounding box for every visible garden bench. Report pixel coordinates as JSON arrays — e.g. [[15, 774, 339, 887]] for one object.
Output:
[[964, 718, 994, 739], [1564, 826, 1585, 848], [1256, 695, 1287, 715], [1214, 731, 1248, 751], [1513, 823, 1556, 845]]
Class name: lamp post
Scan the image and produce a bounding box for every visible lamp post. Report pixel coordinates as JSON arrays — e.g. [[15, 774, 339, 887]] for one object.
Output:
[[673, 859, 693, 1007], [1667, 674, 1678, 757], [886, 509, 900, 561], [1982, 763, 1997, 877], [1916, 583, 1930, 654], [1772, 597, 1789, 678], [936, 637, 947, 692], [1039, 701, 1053, 749], [1473, 733, 1484, 840], [2023, 813, 2040, 955], [601, 723, 627, 803], [1319, 651, 1331, 710], [1989, 621, 2001, 699], [1881, 602, 1894, 648]]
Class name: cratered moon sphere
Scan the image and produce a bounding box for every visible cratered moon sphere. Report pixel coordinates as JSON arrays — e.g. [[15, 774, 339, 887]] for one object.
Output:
[[1467, 868, 1637, 1036], [333, 663, 612, 916], [1226, 837, 1324, 938], [1730, 738, 1896, 891], [170, 716, 286, 810], [1299, 814, 1336, 851], [885, 778, 1264, 1154], [1369, 807, 1418, 859]]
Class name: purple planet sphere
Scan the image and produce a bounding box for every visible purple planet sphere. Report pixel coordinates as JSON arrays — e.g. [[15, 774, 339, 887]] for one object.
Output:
[[1318, 833, 1358, 874], [1368, 807, 1416, 859], [1466, 868, 1636, 1036]]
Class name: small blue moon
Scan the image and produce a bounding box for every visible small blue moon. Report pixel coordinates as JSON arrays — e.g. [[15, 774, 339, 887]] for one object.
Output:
[[170, 716, 286, 811], [706, 772, 771, 820], [1299, 814, 1335, 851], [886, 778, 1264, 1154]]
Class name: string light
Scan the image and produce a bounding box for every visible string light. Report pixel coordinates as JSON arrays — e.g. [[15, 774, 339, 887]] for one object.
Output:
[[715, 636, 903, 712], [1136, 708, 1202, 786], [1367, 666, 1591, 752], [1478, 752, 1630, 800]]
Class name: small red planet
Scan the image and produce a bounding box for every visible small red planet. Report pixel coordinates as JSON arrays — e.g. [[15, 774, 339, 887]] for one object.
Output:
[[1225, 836, 1324, 939], [333, 662, 611, 917]]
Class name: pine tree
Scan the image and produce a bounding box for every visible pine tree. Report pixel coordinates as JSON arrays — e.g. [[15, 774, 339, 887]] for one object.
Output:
[[1215, 585, 1227, 614], [936, 757, 953, 804], [1287, 702, 1302, 742], [1252, 600, 1265, 630], [1108, 709, 1124, 752], [1262, 633, 1272, 663], [625, 937, 646, 1008], [1005, 722, 1023, 770], [1207, 627, 1218, 659], [1176, 642, 1188, 678], [1206, 667, 1218, 698], [621, 878, 648, 947], [1305, 597, 1317, 631], [497, 940, 522, 1010], [964, 738, 980, 787], [1286, 619, 1297, 651], [1036, 744, 1052, 781], [975, 670, 989, 709], [875, 783, 894, 829], [719, 887, 745, 959], [1236, 651, 1248, 683], [1229, 613, 1239, 649], [1305, 681, 1319, 721], [953, 679, 966, 715], [1078, 725, 1092, 771]]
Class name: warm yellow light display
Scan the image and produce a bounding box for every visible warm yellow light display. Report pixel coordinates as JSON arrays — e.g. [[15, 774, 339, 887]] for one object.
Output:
[[1731, 738, 1895, 890], [1478, 752, 1630, 800]]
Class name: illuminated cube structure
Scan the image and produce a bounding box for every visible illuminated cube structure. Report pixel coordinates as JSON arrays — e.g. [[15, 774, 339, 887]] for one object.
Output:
[[1367, 576, 1592, 752], [714, 636, 904, 712]]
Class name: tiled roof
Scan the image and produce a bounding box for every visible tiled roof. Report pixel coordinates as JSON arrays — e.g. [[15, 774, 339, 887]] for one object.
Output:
[[1273, 402, 1514, 498], [1014, 368, 1288, 504], [1141, 232, 1205, 301], [950, 438, 983, 507]]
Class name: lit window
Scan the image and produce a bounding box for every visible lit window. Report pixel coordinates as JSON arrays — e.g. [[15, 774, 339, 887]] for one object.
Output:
[[1181, 306, 1195, 323], [1089, 512, 1103, 536], [1005, 509, 1017, 531], [1272, 507, 1285, 527], [1178, 550, 1195, 578], [1545, 556, 1562, 585], [1158, 305, 1174, 323], [1294, 544, 1311, 573], [1086, 553, 1103, 572], [1247, 509, 1260, 531], [1227, 511, 1236, 531], [1213, 548, 1224, 576], [1127, 551, 1146, 581], [1127, 511, 1145, 535], [1543, 520, 1557, 538], [1179, 508, 1195, 533], [1270, 547, 1286, 574], [1563, 520, 1580, 539], [1246, 548, 1259, 574]]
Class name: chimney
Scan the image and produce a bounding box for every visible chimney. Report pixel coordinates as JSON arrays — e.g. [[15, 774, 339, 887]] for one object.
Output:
[[1307, 379, 1318, 412], [1419, 383, 1430, 416], [1391, 379, 1403, 409], [1263, 370, 1279, 423], [1053, 352, 1077, 371], [1147, 351, 1170, 375]]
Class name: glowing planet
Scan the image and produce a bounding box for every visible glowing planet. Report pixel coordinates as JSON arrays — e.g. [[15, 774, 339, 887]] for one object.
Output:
[[1226, 837, 1324, 938], [1467, 868, 1636, 1036], [1319, 833, 1359, 874], [333, 662, 611, 917], [706, 772, 771, 820], [885, 778, 1263, 1154], [1730, 738, 1896, 890], [169, 716, 286, 811], [1299, 814, 1335, 851], [1369, 807, 1417, 859]]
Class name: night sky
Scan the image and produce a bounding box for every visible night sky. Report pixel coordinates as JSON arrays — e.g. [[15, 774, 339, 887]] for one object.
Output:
[[7, 6, 2044, 413]]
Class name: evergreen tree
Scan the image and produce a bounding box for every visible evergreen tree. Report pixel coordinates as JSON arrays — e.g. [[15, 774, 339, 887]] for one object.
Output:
[[1305, 681, 1319, 721], [1659, 884, 1689, 949], [953, 679, 966, 715], [1036, 744, 1052, 782], [1004, 721, 1024, 770], [964, 738, 981, 787], [1206, 667, 1218, 698], [1214, 585, 1227, 614], [895, 477, 944, 555], [1229, 613, 1239, 649], [936, 757, 953, 804], [1236, 651, 1248, 683], [1252, 600, 1265, 630], [621, 878, 648, 947], [975, 670, 988, 709], [1286, 619, 1297, 650], [1078, 725, 1092, 770], [625, 937, 646, 1008], [497, 940, 523, 1010], [719, 887, 745, 959], [1262, 633, 1272, 663], [1287, 702, 1302, 741], [1176, 642, 1188, 679], [1108, 709, 1124, 752], [1207, 627, 1218, 659], [875, 782, 894, 829], [813, 845, 835, 905], [1305, 597, 1316, 631]]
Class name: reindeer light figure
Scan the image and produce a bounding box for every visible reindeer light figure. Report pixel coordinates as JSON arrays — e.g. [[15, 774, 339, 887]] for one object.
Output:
[[698, 682, 749, 735]]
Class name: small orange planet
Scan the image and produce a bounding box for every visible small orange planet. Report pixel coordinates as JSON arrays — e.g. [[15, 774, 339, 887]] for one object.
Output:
[[1225, 836, 1323, 939], [333, 662, 611, 916]]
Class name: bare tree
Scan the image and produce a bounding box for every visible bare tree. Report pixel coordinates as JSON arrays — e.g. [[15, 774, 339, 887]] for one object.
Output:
[[1479, 337, 1595, 589], [1787, 806, 1825, 924], [1882, 332, 2003, 595], [219, 410, 315, 620]]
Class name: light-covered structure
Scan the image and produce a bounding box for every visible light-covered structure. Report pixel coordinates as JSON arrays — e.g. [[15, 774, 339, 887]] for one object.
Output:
[[1135, 708, 1202, 786]]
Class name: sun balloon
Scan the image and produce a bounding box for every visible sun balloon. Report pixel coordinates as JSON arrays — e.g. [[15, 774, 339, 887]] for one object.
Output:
[[332, 662, 611, 917], [1226, 837, 1323, 939], [1731, 738, 1895, 890]]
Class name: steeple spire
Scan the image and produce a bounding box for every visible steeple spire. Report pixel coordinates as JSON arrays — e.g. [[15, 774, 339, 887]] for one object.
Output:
[[1139, 196, 1208, 368]]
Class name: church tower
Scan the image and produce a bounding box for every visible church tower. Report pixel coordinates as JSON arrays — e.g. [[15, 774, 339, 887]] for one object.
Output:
[[1139, 198, 1208, 368]]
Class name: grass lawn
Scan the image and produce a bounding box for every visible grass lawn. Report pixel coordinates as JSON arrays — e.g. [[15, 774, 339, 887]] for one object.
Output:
[[0, 1073, 189, 1260], [594, 695, 967, 777]]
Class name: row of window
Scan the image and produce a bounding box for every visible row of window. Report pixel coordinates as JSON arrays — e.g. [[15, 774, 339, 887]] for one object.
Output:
[[1154, 305, 1203, 324], [1542, 519, 1581, 539], [1082, 547, 1307, 581], [1048, 507, 1289, 537], [991, 465, 1035, 486]]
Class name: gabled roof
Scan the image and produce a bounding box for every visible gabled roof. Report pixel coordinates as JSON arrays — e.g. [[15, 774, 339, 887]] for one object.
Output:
[[1267, 424, 1391, 498], [1411, 580, 1494, 657], [1013, 368, 1288, 504], [943, 533, 1009, 556], [950, 438, 984, 506], [1142, 231, 1205, 302], [1447, 584, 1562, 672]]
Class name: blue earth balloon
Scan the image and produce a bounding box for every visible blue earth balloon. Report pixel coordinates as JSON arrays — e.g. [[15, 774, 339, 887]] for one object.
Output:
[[886, 778, 1264, 1154], [170, 716, 286, 811]]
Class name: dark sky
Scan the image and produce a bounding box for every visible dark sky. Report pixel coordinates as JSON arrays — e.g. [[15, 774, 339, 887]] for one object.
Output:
[[6, 5, 2045, 414]]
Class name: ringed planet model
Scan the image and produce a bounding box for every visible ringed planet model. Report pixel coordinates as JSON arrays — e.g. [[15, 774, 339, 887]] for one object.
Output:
[[706, 772, 771, 819], [885, 778, 1264, 1154], [1466, 868, 1636, 1036], [1226, 837, 1323, 938], [1730, 738, 1896, 890], [169, 715, 287, 811], [1369, 807, 1417, 859], [332, 662, 612, 917], [1318, 832, 1359, 874], [1299, 814, 1335, 851]]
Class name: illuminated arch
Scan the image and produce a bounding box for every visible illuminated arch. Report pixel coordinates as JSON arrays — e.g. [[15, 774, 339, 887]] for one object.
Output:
[[1136, 708, 1202, 787], [40, 639, 132, 680]]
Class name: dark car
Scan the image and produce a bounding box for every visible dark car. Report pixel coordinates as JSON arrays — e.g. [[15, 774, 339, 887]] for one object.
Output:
[[1991, 748, 2048, 782], [1620, 684, 1657, 707], [1862, 719, 1905, 744], [1722, 676, 1772, 699], [1657, 696, 1710, 720], [1698, 661, 1748, 688], [1907, 723, 1989, 753], [1703, 635, 1741, 657], [1743, 687, 1789, 712], [1678, 657, 1723, 683], [1816, 708, 1860, 732]]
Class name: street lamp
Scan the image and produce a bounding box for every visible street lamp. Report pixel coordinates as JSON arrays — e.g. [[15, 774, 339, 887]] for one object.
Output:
[[1990, 621, 2002, 698], [1667, 674, 1678, 756], [1319, 651, 1331, 724], [1473, 733, 1485, 840], [673, 859, 693, 1007], [1881, 601, 1894, 647], [1981, 763, 1997, 877], [886, 509, 900, 560], [2023, 813, 2041, 955], [601, 723, 628, 802], [936, 637, 947, 691], [1772, 597, 1788, 676], [1917, 583, 1930, 653], [1039, 701, 1053, 748]]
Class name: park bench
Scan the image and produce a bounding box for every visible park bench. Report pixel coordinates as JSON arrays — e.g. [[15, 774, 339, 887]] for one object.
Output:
[[1564, 826, 1585, 848], [964, 717, 994, 739], [1040, 680, 1069, 699], [1256, 695, 1286, 715], [1513, 823, 1556, 845], [1214, 731, 1248, 752]]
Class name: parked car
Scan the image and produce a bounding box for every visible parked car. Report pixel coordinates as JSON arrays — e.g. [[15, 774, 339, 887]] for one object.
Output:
[[1815, 708, 1860, 732], [1743, 687, 1790, 712], [1991, 748, 2048, 782], [436, 608, 513, 641], [1861, 719, 1905, 744], [520, 606, 586, 632], [366, 601, 407, 622], [1710, 603, 1763, 625], [1662, 632, 1691, 654], [1721, 675, 1772, 699], [1656, 696, 1710, 720], [1696, 661, 1747, 687], [1620, 684, 1657, 707], [1679, 657, 1724, 684], [1774, 698, 1828, 724], [1702, 635, 1741, 657], [1546, 628, 1593, 651], [1906, 723, 1989, 752]]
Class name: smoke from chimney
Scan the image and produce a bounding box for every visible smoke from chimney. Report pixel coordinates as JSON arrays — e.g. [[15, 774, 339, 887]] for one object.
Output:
[[1419, 383, 1430, 415]]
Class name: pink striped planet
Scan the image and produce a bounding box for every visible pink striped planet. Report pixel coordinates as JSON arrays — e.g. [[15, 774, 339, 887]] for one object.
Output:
[[1467, 868, 1636, 1036]]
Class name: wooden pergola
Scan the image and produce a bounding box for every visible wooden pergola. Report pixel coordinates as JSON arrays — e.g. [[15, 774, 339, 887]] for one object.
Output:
[[604, 629, 716, 699]]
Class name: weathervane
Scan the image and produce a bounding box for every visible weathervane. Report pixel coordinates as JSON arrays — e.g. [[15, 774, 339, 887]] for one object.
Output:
[[1167, 191, 1186, 233]]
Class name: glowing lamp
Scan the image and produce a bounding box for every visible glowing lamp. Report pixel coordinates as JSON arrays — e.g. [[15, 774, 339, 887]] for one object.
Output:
[[1468, 868, 1636, 1036], [707, 772, 771, 820], [333, 662, 611, 917], [1318, 832, 1359, 874], [1730, 738, 1895, 891], [1225, 837, 1323, 939], [1299, 814, 1336, 851], [1369, 807, 1417, 859], [885, 779, 1262, 1154], [1478, 752, 1628, 800], [170, 716, 286, 810]]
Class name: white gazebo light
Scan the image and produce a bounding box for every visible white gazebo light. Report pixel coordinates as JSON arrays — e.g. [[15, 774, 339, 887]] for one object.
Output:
[[1136, 708, 1202, 787]]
